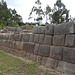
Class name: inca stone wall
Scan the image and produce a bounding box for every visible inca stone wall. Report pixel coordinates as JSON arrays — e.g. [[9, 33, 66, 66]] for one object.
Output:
[[0, 22, 75, 75]]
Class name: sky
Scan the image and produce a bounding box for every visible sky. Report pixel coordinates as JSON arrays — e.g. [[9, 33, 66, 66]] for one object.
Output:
[[3, 0, 75, 23]]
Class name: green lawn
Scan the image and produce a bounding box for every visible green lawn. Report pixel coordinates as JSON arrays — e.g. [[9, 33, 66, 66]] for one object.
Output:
[[0, 50, 67, 75]]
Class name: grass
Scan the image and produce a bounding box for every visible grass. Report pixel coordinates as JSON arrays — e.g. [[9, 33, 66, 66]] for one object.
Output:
[[0, 50, 68, 75]]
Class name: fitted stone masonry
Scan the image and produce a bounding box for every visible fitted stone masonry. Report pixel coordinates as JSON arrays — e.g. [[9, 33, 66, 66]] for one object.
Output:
[[0, 22, 75, 75]]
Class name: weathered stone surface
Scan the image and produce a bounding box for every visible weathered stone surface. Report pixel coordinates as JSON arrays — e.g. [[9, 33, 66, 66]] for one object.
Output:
[[50, 46, 63, 60], [34, 43, 39, 55], [22, 33, 30, 42], [45, 24, 54, 35], [39, 34, 44, 44], [18, 51, 26, 56], [29, 34, 34, 42], [46, 58, 59, 67], [57, 61, 75, 75], [32, 26, 39, 34], [38, 26, 45, 34], [38, 45, 50, 57], [4, 34, 10, 40], [41, 57, 47, 65], [26, 53, 30, 58], [23, 42, 35, 53], [13, 34, 19, 41], [63, 47, 75, 64], [36, 56, 42, 62], [53, 35, 65, 46], [44, 35, 52, 45], [34, 34, 39, 43], [0, 34, 3, 39], [54, 22, 75, 34], [65, 35, 75, 47], [30, 54, 37, 61]]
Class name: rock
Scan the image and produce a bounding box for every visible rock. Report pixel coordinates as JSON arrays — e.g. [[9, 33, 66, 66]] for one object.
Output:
[[22, 33, 30, 42], [46, 58, 59, 67], [45, 24, 54, 35], [32, 26, 39, 34], [54, 22, 75, 34], [38, 26, 45, 34], [50, 46, 63, 60], [39, 34, 45, 44], [57, 61, 75, 75], [34, 34, 39, 43], [44, 35, 52, 45], [41, 57, 47, 65], [38, 45, 50, 57], [63, 47, 75, 64], [29, 34, 34, 42], [53, 35, 65, 46], [34, 43, 39, 55], [65, 35, 75, 47]]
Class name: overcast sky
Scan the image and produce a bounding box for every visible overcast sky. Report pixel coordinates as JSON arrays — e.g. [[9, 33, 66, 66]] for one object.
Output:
[[4, 0, 75, 22]]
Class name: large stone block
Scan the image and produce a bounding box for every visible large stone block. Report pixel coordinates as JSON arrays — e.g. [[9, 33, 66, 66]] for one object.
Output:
[[45, 24, 54, 35], [4, 34, 10, 40], [65, 35, 75, 47], [34, 34, 39, 43], [39, 34, 44, 44], [22, 33, 30, 42], [38, 26, 45, 34], [0, 34, 3, 39], [50, 46, 63, 60], [54, 22, 75, 34], [57, 61, 75, 75], [38, 45, 50, 57], [44, 35, 52, 45], [34, 43, 39, 55], [41, 57, 47, 65], [29, 34, 34, 42], [32, 26, 39, 34], [46, 58, 59, 68], [63, 47, 75, 64], [13, 34, 20, 41], [23, 42, 35, 53], [53, 35, 65, 46]]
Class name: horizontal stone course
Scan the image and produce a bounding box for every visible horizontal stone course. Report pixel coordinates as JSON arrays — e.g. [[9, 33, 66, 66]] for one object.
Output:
[[54, 22, 75, 34]]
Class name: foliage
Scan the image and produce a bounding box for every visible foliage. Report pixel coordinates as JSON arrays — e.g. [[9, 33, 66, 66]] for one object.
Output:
[[29, 0, 44, 25], [51, 0, 69, 24], [0, 0, 23, 28]]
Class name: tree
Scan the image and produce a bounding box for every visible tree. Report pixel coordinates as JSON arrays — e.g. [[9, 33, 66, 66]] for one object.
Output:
[[51, 0, 69, 24], [29, 0, 44, 25], [0, 0, 23, 27], [45, 5, 51, 24]]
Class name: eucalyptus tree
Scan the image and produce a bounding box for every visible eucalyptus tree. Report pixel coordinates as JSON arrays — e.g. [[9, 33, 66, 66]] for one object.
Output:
[[51, 0, 69, 24], [29, 0, 44, 25]]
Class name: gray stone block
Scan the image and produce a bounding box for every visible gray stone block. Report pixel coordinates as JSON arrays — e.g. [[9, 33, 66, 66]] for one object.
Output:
[[34, 43, 39, 55], [54, 22, 75, 34], [13, 34, 19, 41], [23, 42, 35, 53], [34, 34, 39, 43], [39, 34, 44, 44], [65, 35, 75, 47], [44, 35, 52, 45], [50, 46, 63, 60], [38, 26, 45, 34], [46, 58, 59, 67], [53, 35, 65, 46], [38, 45, 50, 57], [57, 61, 75, 75], [45, 24, 54, 35], [22, 33, 30, 42], [41, 57, 47, 65], [29, 34, 34, 42], [32, 26, 39, 34], [63, 47, 75, 64]]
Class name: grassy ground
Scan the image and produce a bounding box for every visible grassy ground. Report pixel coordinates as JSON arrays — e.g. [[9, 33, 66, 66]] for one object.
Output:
[[0, 50, 68, 75]]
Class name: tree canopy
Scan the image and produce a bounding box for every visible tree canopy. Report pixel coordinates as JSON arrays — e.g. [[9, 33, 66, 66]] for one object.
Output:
[[0, 0, 23, 27]]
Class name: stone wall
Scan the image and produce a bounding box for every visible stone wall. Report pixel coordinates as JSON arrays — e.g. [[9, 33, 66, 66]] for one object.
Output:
[[0, 22, 75, 75]]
